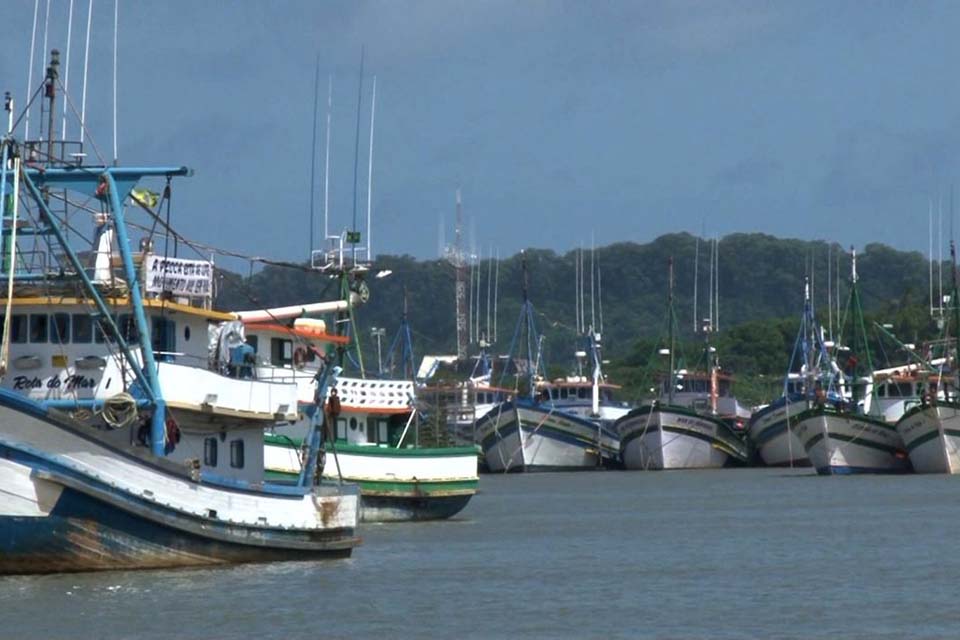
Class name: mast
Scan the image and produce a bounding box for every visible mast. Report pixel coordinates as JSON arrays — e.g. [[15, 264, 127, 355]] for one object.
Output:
[[350, 46, 365, 262], [668, 257, 675, 406], [45, 49, 59, 163], [323, 74, 332, 242], [454, 189, 467, 359], [952, 241, 960, 396], [365, 75, 376, 261], [574, 247, 580, 334], [309, 54, 320, 256], [493, 248, 499, 343], [61, 0, 74, 140], [693, 235, 699, 332]]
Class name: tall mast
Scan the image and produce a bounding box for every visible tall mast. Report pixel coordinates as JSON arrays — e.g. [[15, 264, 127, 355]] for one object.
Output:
[[309, 55, 320, 256], [952, 241, 960, 396], [350, 46, 365, 262], [486, 245, 493, 342], [493, 248, 499, 343], [693, 235, 699, 332], [930, 200, 935, 317], [590, 235, 596, 332], [323, 75, 332, 242], [668, 257, 675, 406], [454, 189, 467, 359], [61, 0, 74, 140], [574, 248, 580, 334], [365, 75, 376, 261], [714, 236, 719, 332], [44, 49, 59, 163]]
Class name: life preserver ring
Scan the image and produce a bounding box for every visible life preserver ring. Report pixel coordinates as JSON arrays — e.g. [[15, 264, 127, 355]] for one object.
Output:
[[293, 346, 308, 369]]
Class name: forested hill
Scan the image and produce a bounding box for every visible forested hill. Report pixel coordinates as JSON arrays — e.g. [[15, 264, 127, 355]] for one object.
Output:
[[215, 232, 937, 385]]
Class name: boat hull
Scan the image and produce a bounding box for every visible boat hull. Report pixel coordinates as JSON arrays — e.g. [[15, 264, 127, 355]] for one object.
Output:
[[748, 397, 810, 467], [264, 438, 479, 522], [896, 403, 960, 474], [477, 401, 617, 472], [0, 391, 359, 575], [618, 404, 748, 470], [793, 407, 910, 475]]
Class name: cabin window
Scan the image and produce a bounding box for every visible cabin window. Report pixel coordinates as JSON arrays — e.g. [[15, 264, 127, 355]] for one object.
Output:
[[29, 314, 48, 343], [72, 314, 92, 343], [349, 417, 358, 431], [877, 385, 886, 398], [95, 316, 117, 344], [560, 388, 568, 399], [336, 418, 347, 440], [151, 317, 176, 362], [50, 313, 70, 343], [246, 335, 258, 353], [270, 338, 293, 366], [578, 388, 588, 399], [9, 314, 26, 343], [378, 420, 388, 443], [366, 420, 376, 443], [204, 438, 218, 466], [230, 440, 245, 468]]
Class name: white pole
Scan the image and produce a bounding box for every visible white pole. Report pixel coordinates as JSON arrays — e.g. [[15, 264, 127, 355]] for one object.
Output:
[[41, 0, 51, 134], [598, 251, 604, 335], [574, 247, 579, 334], [25, 0, 40, 140], [930, 199, 934, 317], [486, 245, 493, 342], [714, 237, 719, 332], [112, 0, 118, 164], [80, 0, 93, 144], [708, 238, 714, 331], [693, 235, 699, 332], [493, 249, 499, 343], [1, 158, 22, 376], [827, 243, 833, 339], [590, 234, 596, 332], [940, 195, 944, 315], [365, 75, 376, 261], [323, 74, 332, 241], [61, 0, 75, 139]]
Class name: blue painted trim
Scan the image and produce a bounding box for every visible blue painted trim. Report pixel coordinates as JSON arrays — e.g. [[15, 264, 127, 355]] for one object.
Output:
[[17, 169, 157, 406], [40, 398, 152, 411], [199, 471, 310, 496], [816, 465, 913, 475], [104, 171, 167, 457]]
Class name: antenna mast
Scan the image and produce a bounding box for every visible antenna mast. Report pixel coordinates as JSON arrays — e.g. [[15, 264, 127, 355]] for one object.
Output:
[[366, 75, 376, 261], [450, 189, 468, 360]]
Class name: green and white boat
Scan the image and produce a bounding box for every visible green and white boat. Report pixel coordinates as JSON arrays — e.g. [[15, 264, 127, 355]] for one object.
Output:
[[245, 320, 480, 522]]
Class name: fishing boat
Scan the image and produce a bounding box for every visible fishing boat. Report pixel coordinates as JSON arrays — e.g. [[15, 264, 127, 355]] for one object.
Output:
[[0, 54, 359, 574], [245, 281, 480, 522], [790, 250, 910, 475], [748, 279, 824, 467], [618, 258, 749, 470], [476, 257, 619, 472], [895, 246, 960, 473]]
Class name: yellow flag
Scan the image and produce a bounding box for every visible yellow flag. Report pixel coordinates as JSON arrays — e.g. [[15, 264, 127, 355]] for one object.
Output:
[[131, 188, 159, 209]]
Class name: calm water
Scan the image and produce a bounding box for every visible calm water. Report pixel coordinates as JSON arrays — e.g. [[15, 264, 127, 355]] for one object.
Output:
[[3, 468, 960, 638]]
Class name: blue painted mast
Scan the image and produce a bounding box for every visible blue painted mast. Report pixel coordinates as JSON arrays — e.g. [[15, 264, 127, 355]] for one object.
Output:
[[2, 49, 192, 457]]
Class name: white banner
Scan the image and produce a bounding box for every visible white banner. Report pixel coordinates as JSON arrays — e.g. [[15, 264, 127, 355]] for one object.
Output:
[[144, 255, 214, 297]]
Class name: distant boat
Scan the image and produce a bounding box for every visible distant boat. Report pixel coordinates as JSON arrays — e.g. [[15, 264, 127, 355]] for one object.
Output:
[[895, 243, 960, 473], [749, 278, 824, 467], [618, 258, 749, 470], [477, 256, 617, 472], [789, 250, 910, 475]]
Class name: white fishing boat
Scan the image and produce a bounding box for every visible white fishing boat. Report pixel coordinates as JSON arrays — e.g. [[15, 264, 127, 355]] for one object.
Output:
[[477, 257, 619, 471], [749, 280, 825, 467], [0, 54, 359, 573], [789, 251, 910, 475], [618, 258, 749, 470]]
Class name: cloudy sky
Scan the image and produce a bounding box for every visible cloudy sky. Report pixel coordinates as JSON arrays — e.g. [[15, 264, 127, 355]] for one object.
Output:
[[2, 1, 959, 269]]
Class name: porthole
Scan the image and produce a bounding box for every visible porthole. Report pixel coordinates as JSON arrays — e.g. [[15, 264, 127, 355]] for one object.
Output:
[[349, 417, 358, 431], [184, 326, 191, 341]]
